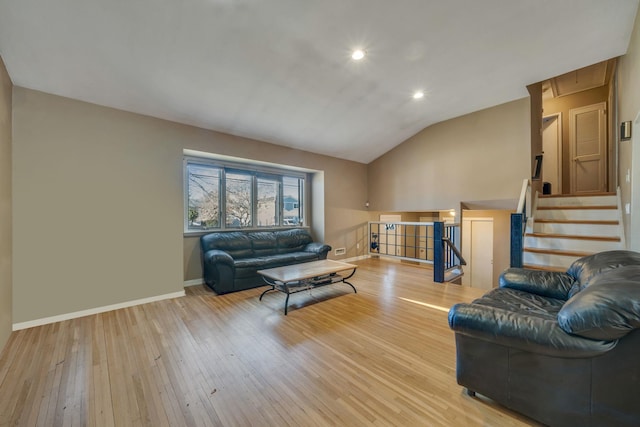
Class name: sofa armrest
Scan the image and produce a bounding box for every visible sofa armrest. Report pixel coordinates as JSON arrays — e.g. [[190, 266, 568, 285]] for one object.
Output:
[[304, 242, 331, 257], [448, 303, 615, 358], [203, 249, 235, 267], [499, 268, 574, 300], [202, 249, 236, 294]]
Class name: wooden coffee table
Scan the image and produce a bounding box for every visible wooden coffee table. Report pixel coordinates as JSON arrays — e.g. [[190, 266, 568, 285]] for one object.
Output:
[[258, 259, 357, 315]]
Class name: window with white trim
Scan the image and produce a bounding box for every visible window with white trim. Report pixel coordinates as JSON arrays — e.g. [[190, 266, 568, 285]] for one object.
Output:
[[185, 158, 306, 232]]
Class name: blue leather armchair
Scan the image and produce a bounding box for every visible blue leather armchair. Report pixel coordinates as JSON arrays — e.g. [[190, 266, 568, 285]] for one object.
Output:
[[448, 250, 640, 427]]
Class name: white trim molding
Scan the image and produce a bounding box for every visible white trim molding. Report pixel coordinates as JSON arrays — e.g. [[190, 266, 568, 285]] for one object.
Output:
[[342, 255, 371, 263], [184, 278, 204, 287], [12, 290, 186, 331]]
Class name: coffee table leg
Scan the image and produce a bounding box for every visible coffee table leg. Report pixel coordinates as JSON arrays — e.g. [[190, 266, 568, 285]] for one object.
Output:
[[258, 278, 292, 315], [259, 277, 276, 301], [284, 291, 291, 315], [259, 285, 275, 301], [343, 268, 357, 293], [343, 280, 357, 293]]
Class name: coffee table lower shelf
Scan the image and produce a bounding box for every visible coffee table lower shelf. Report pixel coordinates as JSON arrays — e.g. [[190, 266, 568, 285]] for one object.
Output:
[[258, 261, 357, 315]]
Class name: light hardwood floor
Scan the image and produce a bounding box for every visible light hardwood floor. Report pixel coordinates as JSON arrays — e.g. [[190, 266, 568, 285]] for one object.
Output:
[[0, 258, 540, 426]]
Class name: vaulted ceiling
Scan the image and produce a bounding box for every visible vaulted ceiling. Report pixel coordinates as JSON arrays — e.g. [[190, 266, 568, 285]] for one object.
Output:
[[0, 0, 638, 163]]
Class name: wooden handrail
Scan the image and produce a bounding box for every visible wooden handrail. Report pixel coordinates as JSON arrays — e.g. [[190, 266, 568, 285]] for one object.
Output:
[[442, 237, 466, 265], [516, 178, 530, 214], [434, 222, 465, 283]]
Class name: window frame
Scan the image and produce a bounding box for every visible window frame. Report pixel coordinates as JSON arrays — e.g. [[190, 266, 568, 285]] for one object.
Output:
[[183, 156, 307, 234]]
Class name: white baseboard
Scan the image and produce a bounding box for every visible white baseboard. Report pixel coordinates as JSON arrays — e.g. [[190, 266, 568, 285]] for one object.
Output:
[[184, 278, 204, 287], [342, 255, 371, 263], [12, 290, 186, 331]]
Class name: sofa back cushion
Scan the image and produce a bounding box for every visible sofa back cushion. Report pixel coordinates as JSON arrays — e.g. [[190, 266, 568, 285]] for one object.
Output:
[[201, 229, 314, 259], [249, 232, 278, 256], [566, 250, 640, 298], [558, 265, 640, 340], [200, 232, 253, 259], [276, 229, 312, 254]]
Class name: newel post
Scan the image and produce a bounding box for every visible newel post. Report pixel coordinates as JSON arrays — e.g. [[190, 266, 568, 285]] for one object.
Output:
[[433, 221, 445, 283], [510, 213, 524, 268]]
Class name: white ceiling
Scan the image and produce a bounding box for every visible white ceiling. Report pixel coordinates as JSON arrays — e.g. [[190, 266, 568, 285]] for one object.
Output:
[[0, 0, 638, 164]]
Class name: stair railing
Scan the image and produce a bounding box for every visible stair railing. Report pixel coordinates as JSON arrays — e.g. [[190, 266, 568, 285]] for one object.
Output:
[[510, 178, 532, 268], [434, 222, 466, 283], [368, 221, 437, 264]]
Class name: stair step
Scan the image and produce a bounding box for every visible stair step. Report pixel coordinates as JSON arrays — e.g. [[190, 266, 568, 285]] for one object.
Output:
[[524, 234, 622, 253], [537, 205, 617, 210], [532, 221, 620, 236], [524, 191, 624, 271], [523, 250, 586, 269], [534, 219, 619, 225], [537, 194, 617, 208], [535, 209, 618, 221], [525, 233, 620, 242], [444, 267, 464, 282], [539, 192, 615, 198], [523, 247, 594, 257], [523, 264, 567, 272]]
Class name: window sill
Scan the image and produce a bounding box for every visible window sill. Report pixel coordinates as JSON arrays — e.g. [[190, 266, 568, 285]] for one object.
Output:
[[183, 226, 310, 238]]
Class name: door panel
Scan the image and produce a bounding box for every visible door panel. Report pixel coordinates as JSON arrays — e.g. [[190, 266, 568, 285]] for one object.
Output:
[[570, 102, 606, 193], [470, 220, 493, 290], [461, 218, 493, 289]]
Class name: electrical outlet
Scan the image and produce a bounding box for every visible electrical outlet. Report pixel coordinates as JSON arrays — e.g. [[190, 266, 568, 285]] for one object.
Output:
[[356, 243, 360, 249], [627, 169, 631, 183], [626, 203, 631, 215]]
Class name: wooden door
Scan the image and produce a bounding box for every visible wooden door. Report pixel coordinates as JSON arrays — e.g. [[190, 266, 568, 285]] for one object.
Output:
[[461, 218, 494, 289], [570, 102, 607, 193], [542, 114, 561, 194]]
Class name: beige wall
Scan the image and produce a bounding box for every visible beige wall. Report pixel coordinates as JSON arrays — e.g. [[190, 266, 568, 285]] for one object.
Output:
[[528, 83, 544, 196], [366, 98, 530, 287], [543, 85, 609, 194], [618, 5, 640, 251], [13, 88, 369, 315], [0, 57, 12, 348], [12, 88, 185, 323], [367, 98, 530, 212]]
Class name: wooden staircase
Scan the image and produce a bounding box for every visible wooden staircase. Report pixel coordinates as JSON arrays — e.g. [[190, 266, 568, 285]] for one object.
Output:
[[522, 191, 626, 271]]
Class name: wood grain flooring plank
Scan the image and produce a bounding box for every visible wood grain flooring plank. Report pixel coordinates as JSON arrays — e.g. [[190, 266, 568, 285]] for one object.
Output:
[[0, 259, 541, 427]]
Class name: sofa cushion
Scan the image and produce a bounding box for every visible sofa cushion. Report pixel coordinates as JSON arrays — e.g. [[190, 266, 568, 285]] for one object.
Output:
[[234, 252, 319, 281], [558, 265, 640, 340], [201, 232, 253, 259], [249, 232, 277, 256], [292, 252, 320, 262], [499, 268, 575, 301], [472, 288, 564, 321], [566, 250, 640, 298], [449, 289, 615, 357], [276, 229, 313, 254]]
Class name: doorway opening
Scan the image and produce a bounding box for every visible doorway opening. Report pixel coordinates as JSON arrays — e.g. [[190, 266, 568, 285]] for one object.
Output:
[[534, 58, 616, 195]]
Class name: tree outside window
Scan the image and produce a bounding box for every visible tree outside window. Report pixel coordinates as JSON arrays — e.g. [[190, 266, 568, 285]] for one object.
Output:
[[226, 172, 252, 227], [185, 159, 305, 231], [187, 164, 220, 229]]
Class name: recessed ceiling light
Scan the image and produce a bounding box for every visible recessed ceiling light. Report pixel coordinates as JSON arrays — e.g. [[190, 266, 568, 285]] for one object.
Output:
[[413, 91, 424, 99], [351, 49, 365, 60]]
